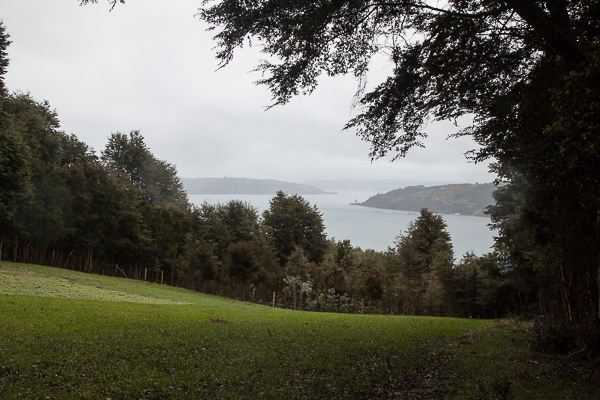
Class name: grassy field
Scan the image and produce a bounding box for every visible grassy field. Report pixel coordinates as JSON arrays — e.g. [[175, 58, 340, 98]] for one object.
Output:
[[0, 262, 598, 399]]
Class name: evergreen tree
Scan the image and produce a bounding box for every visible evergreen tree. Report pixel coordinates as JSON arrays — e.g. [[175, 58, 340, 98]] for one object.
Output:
[[262, 191, 328, 265], [101, 131, 188, 209], [392, 208, 454, 314], [0, 21, 10, 96]]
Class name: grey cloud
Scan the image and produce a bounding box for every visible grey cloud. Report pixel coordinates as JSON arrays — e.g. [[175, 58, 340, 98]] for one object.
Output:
[[3, 0, 496, 185]]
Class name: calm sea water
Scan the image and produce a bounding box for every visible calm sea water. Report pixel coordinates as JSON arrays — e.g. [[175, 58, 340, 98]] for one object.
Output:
[[188, 190, 495, 259]]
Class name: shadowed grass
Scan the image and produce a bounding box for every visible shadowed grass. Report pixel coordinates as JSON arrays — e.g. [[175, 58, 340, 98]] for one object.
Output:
[[1, 263, 598, 399]]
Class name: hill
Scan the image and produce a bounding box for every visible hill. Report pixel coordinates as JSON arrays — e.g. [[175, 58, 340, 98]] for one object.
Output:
[[358, 183, 495, 216], [181, 177, 330, 194], [1, 262, 595, 399]]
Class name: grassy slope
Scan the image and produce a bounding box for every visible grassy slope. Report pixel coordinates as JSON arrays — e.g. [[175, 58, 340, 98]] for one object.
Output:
[[1, 263, 598, 399]]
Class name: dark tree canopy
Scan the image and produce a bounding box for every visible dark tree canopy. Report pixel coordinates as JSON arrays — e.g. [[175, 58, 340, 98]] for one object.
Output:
[[78, 0, 125, 11], [394, 208, 454, 276], [199, 0, 600, 160], [262, 191, 328, 265], [101, 131, 188, 209], [199, 0, 600, 323]]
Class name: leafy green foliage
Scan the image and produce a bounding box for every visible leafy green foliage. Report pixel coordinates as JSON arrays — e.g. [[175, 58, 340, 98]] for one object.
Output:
[[101, 130, 188, 209], [227, 241, 258, 282], [200, 1, 597, 158], [262, 191, 328, 265], [199, 0, 600, 326], [388, 208, 455, 315]]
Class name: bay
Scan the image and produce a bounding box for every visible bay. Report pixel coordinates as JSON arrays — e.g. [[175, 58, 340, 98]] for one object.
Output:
[[188, 190, 495, 259]]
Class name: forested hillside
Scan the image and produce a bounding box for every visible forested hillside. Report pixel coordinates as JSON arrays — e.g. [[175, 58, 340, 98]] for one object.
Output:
[[2, 10, 600, 362], [181, 177, 329, 194], [0, 35, 522, 318], [359, 183, 495, 216]]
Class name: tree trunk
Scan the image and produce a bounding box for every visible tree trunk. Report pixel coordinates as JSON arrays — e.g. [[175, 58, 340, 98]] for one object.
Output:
[[597, 209, 600, 323], [559, 264, 574, 322]]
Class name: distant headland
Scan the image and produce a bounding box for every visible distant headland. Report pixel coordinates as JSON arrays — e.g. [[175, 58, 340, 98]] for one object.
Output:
[[356, 183, 495, 216], [181, 177, 332, 195]]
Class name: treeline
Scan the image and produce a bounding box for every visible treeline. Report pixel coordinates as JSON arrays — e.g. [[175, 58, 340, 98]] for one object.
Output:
[[0, 95, 189, 277], [0, 89, 583, 321], [0, 73, 521, 318], [0, 100, 514, 319], [1, 21, 597, 330], [0, 53, 513, 317]]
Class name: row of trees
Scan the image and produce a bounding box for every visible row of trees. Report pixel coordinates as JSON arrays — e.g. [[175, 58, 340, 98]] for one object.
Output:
[[0, 26, 517, 316], [0, 62, 552, 318], [195, 0, 600, 327], [2, 13, 596, 324]]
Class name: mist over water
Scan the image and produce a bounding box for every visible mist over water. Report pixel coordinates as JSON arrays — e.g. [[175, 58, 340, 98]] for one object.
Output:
[[188, 190, 495, 258]]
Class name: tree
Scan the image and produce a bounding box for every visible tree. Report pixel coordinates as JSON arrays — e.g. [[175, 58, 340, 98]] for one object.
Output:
[[199, 1, 595, 156], [82, 0, 600, 322], [392, 208, 454, 314], [218, 200, 261, 243], [227, 240, 258, 282], [78, 0, 125, 11], [0, 92, 70, 242], [101, 131, 188, 209], [395, 208, 453, 275], [199, 0, 600, 323], [262, 191, 328, 265], [0, 21, 11, 96]]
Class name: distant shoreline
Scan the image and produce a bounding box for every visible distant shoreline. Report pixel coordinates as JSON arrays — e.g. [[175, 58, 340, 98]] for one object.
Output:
[[181, 177, 334, 195], [356, 183, 495, 216]]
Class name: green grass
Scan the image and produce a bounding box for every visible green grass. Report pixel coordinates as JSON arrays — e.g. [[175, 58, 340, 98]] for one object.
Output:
[[1, 262, 598, 399]]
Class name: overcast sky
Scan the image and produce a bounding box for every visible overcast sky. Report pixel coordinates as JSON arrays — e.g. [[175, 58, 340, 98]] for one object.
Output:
[[2, 0, 496, 185]]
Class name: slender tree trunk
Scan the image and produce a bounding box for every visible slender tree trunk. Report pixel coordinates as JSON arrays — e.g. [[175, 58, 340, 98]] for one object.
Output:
[[115, 263, 128, 279], [518, 289, 525, 319], [65, 250, 74, 270], [597, 209, 600, 323], [559, 264, 574, 322], [89, 248, 94, 272], [42, 242, 49, 265], [24, 243, 29, 264]]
